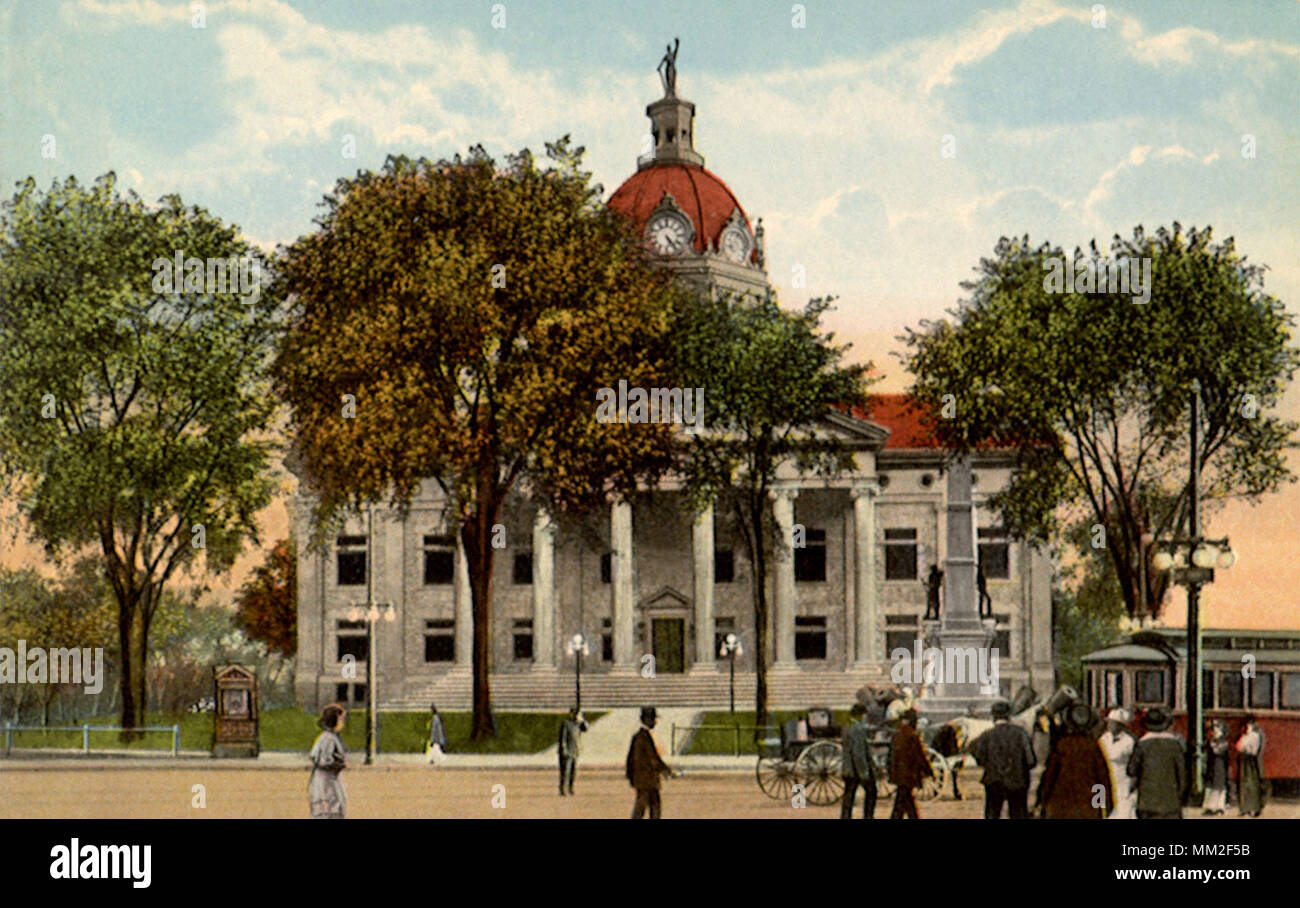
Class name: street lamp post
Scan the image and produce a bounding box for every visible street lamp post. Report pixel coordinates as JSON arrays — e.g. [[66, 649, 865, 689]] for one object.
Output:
[[568, 633, 590, 712], [719, 633, 743, 716], [1150, 383, 1236, 803], [348, 507, 397, 766]]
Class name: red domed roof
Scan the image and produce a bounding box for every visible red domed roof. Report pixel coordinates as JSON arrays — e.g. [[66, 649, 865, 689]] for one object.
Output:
[[608, 162, 754, 259]]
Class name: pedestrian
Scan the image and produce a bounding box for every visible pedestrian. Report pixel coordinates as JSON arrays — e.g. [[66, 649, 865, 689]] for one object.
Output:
[[970, 699, 1036, 818], [1236, 715, 1266, 817], [426, 701, 448, 765], [1203, 720, 1229, 816], [557, 706, 589, 796], [1126, 706, 1187, 819], [626, 706, 675, 818], [840, 702, 877, 819], [888, 708, 931, 819], [932, 721, 964, 800], [1098, 707, 1137, 819], [309, 703, 348, 819], [1036, 704, 1112, 819]]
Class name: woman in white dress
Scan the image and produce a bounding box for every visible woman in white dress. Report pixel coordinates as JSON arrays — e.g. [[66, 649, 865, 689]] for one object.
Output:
[[309, 704, 348, 819], [1098, 707, 1137, 819]]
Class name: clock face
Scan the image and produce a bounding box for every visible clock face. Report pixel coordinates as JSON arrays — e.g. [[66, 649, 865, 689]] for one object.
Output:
[[647, 214, 689, 255], [722, 227, 749, 263]]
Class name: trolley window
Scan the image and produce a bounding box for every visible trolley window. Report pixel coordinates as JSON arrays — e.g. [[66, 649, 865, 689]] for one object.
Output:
[[1282, 673, 1300, 711], [1135, 669, 1166, 705], [1104, 670, 1123, 709], [1249, 671, 1275, 709], [1218, 671, 1245, 709]]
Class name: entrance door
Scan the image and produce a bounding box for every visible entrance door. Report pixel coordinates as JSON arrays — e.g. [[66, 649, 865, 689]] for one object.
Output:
[[651, 618, 685, 674]]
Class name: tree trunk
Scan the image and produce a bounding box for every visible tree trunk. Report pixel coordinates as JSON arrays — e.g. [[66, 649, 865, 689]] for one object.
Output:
[[749, 500, 770, 735], [116, 603, 138, 741], [462, 493, 502, 741]]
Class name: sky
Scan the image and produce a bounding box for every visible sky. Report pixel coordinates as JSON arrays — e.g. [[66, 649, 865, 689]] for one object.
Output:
[[2, 0, 1298, 629]]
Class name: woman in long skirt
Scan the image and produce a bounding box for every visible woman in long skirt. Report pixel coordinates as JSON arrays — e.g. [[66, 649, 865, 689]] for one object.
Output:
[[1203, 721, 1230, 815], [309, 704, 348, 819], [1236, 715, 1266, 818]]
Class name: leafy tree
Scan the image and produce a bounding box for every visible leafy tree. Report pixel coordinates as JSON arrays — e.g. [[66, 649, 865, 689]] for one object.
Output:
[[676, 294, 871, 730], [0, 173, 282, 734], [233, 538, 297, 657], [274, 141, 682, 738], [903, 224, 1298, 619], [0, 560, 116, 724]]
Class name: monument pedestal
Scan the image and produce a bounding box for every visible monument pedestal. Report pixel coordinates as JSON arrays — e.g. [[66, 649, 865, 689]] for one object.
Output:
[[916, 458, 1001, 722]]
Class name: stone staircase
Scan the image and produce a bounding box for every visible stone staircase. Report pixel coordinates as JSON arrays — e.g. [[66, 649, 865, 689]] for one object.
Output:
[[385, 666, 891, 711]]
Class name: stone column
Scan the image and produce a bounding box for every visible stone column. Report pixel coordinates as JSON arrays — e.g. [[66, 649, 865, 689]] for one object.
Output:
[[531, 507, 557, 669], [611, 498, 636, 670], [772, 487, 798, 667], [692, 502, 716, 669], [453, 534, 473, 670], [852, 482, 881, 665]]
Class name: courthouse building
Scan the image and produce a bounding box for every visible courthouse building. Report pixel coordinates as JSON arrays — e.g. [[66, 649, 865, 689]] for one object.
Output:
[[292, 65, 1056, 711]]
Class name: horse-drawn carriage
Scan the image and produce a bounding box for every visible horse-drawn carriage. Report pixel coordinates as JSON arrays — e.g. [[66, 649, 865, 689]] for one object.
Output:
[[755, 706, 950, 805]]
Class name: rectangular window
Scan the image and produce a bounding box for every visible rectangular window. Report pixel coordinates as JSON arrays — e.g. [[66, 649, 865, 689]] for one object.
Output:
[[714, 549, 735, 583], [336, 619, 367, 662], [993, 630, 1011, 658], [423, 534, 455, 586], [336, 535, 367, 586], [884, 528, 918, 580], [513, 619, 533, 660], [601, 618, 614, 662], [1203, 669, 1214, 709], [1136, 669, 1165, 704], [513, 552, 533, 585], [1218, 671, 1245, 709], [600, 553, 612, 584], [794, 616, 827, 660], [886, 630, 920, 656], [424, 619, 455, 663], [1104, 670, 1123, 709], [794, 529, 826, 582], [1281, 673, 1300, 710], [1086, 669, 1096, 707], [335, 682, 366, 705], [1250, 671, 1274, 709], [978, 527, 1010, 579]]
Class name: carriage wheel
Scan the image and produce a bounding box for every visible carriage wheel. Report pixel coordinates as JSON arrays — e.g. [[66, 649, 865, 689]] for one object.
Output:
[[756, 755, 797, 802], [796, 740, 846, 807], [915, 747, 950, 801]]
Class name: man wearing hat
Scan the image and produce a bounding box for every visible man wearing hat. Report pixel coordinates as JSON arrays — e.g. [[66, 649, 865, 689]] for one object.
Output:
[[626, 706, 675, 819], [970, 699, 1036, 819], [1126, 706, 1187, 819], [840, 702, 878, 819]]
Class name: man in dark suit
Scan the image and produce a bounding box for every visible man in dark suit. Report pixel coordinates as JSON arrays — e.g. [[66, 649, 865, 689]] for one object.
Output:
[[970, 699, 1036, 818], [840, 702, 877, 819], [889, 708, 932, 819], [1127, 706, 1187, 819], [626, 706, 675, 819]]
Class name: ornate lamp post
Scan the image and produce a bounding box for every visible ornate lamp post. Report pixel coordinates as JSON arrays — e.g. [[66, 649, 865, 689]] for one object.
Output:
[[347, 506, 397, 766], [719, 633, 743, 716], [347, 600, 396, 765], [1149, 380, 1237, 801], [568, 633, 590, 712]]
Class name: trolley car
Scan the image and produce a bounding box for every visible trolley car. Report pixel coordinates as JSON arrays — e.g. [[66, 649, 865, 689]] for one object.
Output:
[[1083, 627, 1300, 782]]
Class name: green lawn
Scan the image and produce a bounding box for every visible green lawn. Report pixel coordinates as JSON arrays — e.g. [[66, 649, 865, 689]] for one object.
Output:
[[2, 709, 604, 755], [683, 710, 855, 755]]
